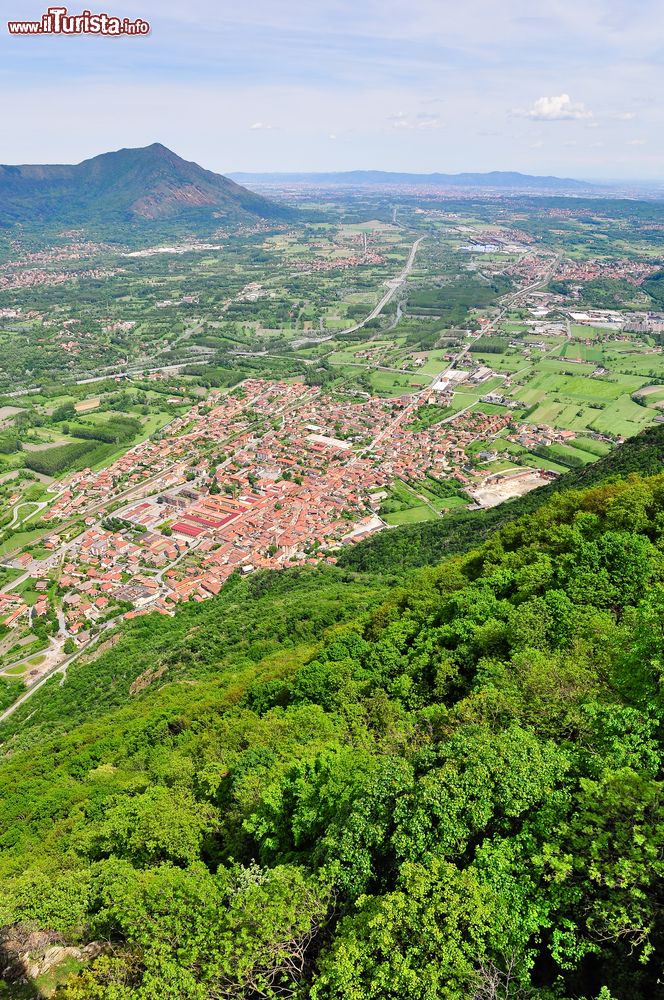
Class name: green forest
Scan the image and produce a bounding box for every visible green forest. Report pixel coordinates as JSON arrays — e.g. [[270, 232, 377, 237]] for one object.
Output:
[[406, 276, 512, 328], [0, 431, 662, 999]]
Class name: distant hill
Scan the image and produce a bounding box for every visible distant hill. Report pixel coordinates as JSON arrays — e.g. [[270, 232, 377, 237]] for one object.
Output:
[[230, 168, 597, 193], [0, 143, 290, 225]]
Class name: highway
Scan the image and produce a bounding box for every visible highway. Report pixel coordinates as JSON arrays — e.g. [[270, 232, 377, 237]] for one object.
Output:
[[291, 235, 425, 348], [364, 252, 561, 468], [0, 246, 558, 723]]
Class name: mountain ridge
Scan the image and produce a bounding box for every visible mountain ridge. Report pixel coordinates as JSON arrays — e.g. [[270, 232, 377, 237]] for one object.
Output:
[[229, 168, 597, 191], [0, 143, 289, 225]]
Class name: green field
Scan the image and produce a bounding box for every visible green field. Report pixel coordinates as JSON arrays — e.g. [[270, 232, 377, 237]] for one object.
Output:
[[511, 367, 657, 436], [559, 342, 606, 363], [366, 371, 429, 396], [570, 324, 616, 338], [383, 505, 438, 525], [4, 662, 28, 675], [587, 395, 657, 436], [0, 566, 21, 590], [520, 452, 569, 473], [0, 527, 47, 558], [572, 435, 613, 457], [545, 443, 597, 466]]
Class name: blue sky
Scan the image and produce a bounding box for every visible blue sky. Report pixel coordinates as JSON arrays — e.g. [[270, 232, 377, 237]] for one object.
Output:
[[1, 0, 662, 177]]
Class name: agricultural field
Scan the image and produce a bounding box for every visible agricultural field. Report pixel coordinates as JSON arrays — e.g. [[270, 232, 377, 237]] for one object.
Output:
[[0, 191, 663, 573]]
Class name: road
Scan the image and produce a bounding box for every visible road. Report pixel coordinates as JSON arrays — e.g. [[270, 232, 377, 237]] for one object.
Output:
[[74, 355, 215, 386], [291, 236, 425, 348], [503, 254, 561, 309], [0, 246, 559, 721], [0, 624, 112, 724], [362, 254, 561, 479], [479, 253, 561, 337], [6, 499, 48, 531]]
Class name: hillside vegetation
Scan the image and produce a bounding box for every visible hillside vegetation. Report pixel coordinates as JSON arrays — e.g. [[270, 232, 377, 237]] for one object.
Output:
[[0, 144, 289, 226], [339, 424, 664, 573], [0, 450, 662, 998]]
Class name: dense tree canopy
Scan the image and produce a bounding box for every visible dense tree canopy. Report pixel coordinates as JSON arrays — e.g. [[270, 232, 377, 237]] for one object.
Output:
[[0, 464, 662, 999]]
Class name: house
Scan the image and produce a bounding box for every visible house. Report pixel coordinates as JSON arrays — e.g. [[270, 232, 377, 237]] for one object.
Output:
[[3, 604, 29, 627]]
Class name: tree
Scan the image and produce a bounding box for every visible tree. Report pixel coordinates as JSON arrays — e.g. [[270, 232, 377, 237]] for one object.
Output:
[[311, 860, 497, 1000], [80, 786, 217, 866]]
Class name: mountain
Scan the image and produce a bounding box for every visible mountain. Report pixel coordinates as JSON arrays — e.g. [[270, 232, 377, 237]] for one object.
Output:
[[0, 143, 289, 225], [0, 429, 662, 998], [230, 168, 597, 192]]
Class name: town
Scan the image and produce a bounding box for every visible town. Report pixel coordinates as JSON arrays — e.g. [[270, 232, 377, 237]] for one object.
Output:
[[0, 363, 584, 677], [1, 193, 663, 697]]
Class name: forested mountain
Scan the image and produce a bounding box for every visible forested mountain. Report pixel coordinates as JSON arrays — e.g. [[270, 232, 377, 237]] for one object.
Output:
[[0, 144, 289, 225], [0, 435, 662, 998]]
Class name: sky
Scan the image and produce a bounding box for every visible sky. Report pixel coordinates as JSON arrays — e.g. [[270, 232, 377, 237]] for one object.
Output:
[[1, 0, 662, 178]]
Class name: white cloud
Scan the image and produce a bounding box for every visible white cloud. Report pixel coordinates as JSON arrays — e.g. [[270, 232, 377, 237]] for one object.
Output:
[[1, 72, 659, 180], [627, 138, 646, 145], [387, 110, 442, 129], [249, 121, 274, 130], [416, 113, 442, 128], [387, 111, 410, 128], [613, 112, 636, 121], [515, 93, 592, 121]]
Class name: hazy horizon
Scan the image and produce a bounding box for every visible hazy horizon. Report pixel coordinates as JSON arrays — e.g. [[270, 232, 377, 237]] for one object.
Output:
[[1, 142, 661, 190]]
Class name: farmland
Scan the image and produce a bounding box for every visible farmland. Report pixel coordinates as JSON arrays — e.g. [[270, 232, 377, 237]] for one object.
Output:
[[0, 189, 662, 664]]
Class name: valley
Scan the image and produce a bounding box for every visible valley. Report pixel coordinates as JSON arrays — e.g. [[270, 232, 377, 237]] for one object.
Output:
[[0, 174, 663, 715], [3, 0, 664, 989]]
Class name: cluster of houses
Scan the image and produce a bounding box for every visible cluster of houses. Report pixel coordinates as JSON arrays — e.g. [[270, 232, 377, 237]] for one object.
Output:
[[0, 553, 50, 631], [0, 266, 119, 293], [555, 258, 659, 286], [5, 373, 594, 636], [4, 343, 622, 639], [288, 249, 386, 273]]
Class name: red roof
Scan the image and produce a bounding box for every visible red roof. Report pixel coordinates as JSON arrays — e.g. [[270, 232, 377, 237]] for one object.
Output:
[[184, 513, 225, 528], [171, 521, 204, 538]]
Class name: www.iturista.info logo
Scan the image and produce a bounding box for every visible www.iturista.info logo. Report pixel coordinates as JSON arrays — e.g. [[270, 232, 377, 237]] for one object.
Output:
[[7, 6, 150, 34]]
